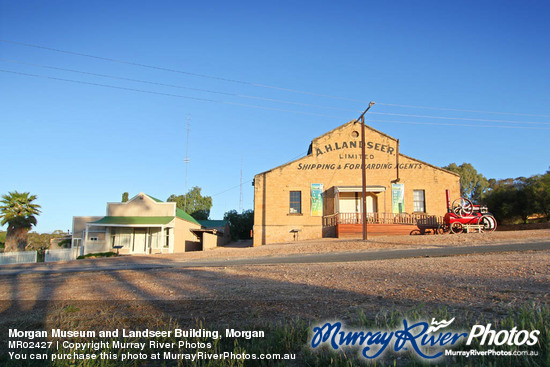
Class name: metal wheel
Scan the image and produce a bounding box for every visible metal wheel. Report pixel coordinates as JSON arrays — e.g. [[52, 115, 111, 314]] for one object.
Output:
[[450, 222, 463, 234], [452, 198, 474, 217], [477, 215, 497, 232], [410, 229, 422, 235], [437, 224, 450, 234]]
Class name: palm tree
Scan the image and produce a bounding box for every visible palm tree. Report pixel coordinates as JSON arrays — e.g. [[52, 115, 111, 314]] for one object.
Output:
[[0, 191, 41, 252]]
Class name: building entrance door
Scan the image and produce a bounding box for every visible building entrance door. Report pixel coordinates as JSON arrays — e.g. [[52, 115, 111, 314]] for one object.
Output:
[[133, 229, 147, 253], [338, 192, 360, 213], [338, 192, 378, 213], [365, 195, 378, 213]]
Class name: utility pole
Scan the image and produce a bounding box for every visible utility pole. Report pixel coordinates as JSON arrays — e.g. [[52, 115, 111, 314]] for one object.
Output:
[[356, 102, 375, 241]]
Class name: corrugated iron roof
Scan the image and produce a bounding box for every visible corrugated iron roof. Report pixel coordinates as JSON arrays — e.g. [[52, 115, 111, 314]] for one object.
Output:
[[144, 193, 201, 225]]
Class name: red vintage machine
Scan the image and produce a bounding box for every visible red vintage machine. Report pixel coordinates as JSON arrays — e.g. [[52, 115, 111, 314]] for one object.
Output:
[[441, 190, 497, 233], [411, 190, 497, 235]]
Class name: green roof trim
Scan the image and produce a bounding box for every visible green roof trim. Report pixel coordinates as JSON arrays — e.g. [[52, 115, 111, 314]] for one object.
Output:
[[144, 194, 164, 203], [198, 220, 227, 228], [91, 216, 175, 225], [176, 208, 201, 225], [126, 193, 200, 225]]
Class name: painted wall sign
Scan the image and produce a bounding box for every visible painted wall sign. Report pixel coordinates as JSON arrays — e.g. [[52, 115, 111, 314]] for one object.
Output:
[[311, 183, 324, 216], [314, 141, 395, 156], [297, 163, 422, 171], [392, 183, 405, 213]]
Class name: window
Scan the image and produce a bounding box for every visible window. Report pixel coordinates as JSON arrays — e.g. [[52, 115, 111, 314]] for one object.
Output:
[[149, 228, 162, 249], [289, 191, 302, 214], [413, 190, 426, 212], [111, 228, 132, 248]]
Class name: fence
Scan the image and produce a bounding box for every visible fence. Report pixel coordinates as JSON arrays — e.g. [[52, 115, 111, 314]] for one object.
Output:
[[82, 241, 109, 255], [323, 212, 444, 226], [0, 251, 38, 265], [0, 243, 110, 266], [45, 248, 79, 262]]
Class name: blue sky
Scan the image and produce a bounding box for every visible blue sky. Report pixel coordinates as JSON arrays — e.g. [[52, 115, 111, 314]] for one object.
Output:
[[1, 0, 549, 233]]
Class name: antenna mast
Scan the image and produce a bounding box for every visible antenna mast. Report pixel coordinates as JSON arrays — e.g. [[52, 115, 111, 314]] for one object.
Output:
[[184, 115, 191, 210], [239, 158, 243, 212]]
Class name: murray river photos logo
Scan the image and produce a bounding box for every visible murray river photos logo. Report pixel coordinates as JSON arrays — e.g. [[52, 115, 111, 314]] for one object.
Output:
[[310, 317, 540, 361]]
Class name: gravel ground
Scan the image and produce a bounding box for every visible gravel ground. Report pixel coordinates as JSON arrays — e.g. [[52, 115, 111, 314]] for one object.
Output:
[[0, 230, 548, 325], [144, 229, 550, 262]]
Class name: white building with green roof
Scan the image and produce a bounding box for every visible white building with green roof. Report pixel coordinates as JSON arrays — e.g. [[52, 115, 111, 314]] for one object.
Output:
[[72, 193, 202, 255]]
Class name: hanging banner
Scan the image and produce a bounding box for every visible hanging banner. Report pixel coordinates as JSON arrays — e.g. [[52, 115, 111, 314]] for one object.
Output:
[[392, 183, 405, 213], [311, 183, 324, 216]]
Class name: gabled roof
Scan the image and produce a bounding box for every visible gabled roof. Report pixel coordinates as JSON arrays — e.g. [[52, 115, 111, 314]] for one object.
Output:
[[127, 193, 201, 225], [255, 120, 459, 177], [143, 193, 200, 225], [312, 120, 397, 144], [143, 194, 164, 203]]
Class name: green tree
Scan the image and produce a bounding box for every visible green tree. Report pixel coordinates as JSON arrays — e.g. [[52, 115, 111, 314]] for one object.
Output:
[[167, 187, 213, 220], [0, 191, 41, 252], [223, 210, 254, 240], [524, 171, 550, 220], [0, 231, 6, 247], [443, 162, 489, 203], [484, 181, 518, 223], [122, 192, 129, 202], [539, 170, 550, 219], [484, 176, 540, 224], [514, 177, 538, 224], [24, 231, 67, 251]]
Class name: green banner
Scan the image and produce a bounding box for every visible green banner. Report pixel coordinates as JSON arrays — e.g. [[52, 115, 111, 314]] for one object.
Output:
[[311, 183, 323, 216], [392, 183, 405, 213]]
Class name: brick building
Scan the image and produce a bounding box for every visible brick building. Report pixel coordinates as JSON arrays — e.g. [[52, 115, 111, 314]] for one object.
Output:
[[253, 121, 460, 245]]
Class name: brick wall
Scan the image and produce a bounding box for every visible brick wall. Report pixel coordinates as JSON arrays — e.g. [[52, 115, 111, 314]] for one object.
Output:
[[253, 121, 460, 246]]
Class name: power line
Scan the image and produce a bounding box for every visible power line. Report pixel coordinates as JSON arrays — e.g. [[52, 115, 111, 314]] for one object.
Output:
[[376, 102, 550, 119], [0, 58, 358, 113], [370, 112, 550, 126], [0, 39, 366, 102], [4, 59, 550, 127], [0, 57, 242, 96], [369, 119, 550, 130], [3, 40, 550, 119], [4, 68, 550, 130], [0, 69, 342, 118], [0, 40, 254, 85]]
